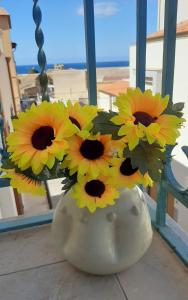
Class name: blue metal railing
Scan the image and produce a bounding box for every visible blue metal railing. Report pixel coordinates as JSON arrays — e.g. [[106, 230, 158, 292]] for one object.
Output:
[[135, 0, 188, 265], [0, 0, 188, 265], [156, 0, 178, 227], [136, 0, 147, 91], [83, 0, 97, 105], [161, 0, 178, 99]]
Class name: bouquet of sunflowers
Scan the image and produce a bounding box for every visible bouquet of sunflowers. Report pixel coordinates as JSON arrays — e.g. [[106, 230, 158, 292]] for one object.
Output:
[[1, 88, 184, 213]]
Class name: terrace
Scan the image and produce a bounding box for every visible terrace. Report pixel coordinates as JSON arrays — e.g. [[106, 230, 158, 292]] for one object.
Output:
[[0, 0, 188, 299], [0, 222, 187, 300]]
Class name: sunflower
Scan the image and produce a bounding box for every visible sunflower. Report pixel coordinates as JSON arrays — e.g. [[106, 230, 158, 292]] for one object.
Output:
[[65, 100, 98, 138], [1, 169, 45, 196], [111, 88, 184, 150], [7, 101, 78, 175], [109, 157, 143, 188], [71, 175, 119, 213], [65, 134, 113, 178]]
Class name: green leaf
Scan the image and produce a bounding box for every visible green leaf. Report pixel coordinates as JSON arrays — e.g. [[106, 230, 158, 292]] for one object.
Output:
[[11, 115, 18, 120], [62, 182, 73, 190], [61, 169, 77, 194], [91, 111, 121, 139], [173, 102, 184, 112], [123, 142, 166, 182], [165, 101, 184, 117], [61, 178, 69, 185], [1, 158, 16, 169]]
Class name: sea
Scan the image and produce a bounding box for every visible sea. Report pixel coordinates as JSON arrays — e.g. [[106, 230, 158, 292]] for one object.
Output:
[[16, 61, 129, 75]]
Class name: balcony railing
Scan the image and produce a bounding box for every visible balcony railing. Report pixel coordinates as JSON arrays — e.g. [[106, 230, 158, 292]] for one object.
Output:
[[0, 0, 188, 267]]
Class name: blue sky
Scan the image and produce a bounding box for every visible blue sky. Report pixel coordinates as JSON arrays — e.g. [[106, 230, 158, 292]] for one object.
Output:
[[1, 0, 158, 65]]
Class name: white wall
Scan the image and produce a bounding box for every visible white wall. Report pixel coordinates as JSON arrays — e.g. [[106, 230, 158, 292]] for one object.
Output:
[[129, 40, 163, 73], [158, 0, 188, 30], [172, 38, 188, 166], [171, 159, 188, 232]]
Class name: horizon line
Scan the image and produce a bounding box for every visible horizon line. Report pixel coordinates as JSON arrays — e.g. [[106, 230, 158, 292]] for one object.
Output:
[[16, 60, 129, 67]]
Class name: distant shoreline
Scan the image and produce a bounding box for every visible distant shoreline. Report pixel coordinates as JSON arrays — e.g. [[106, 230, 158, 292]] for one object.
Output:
[[16, 61, 129, 75]]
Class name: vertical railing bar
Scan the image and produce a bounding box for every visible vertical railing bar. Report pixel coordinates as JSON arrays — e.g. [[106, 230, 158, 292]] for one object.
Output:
[[156, 0, 178, 227], [156, 173, 168, 226], [83, 0, 97, 105], [161, 0, 178, 99], [33, 0, 49, 101], [136, 0, 147, 91]]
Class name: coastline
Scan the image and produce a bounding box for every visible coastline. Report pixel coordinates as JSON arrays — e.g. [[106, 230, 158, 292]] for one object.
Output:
[[16, 61, 129, 75]]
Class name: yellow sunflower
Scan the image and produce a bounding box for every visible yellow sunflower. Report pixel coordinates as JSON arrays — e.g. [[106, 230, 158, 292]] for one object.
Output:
[[1, 169, 45, 196], [66, 134, 113, 178], [109, 157, 143, 188], [111, 88, 184, 150], [7, 101, 78, 175], [71, 175, 119, 213], [64, 100, 98, 138]]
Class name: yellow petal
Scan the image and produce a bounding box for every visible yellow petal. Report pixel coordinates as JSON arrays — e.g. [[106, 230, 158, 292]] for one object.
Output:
[[46, 155, 55, 169], [111, 115, 125, 125], [118, 125, 128, 136]]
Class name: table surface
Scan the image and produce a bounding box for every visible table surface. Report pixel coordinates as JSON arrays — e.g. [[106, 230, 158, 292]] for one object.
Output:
[[0, 224, 188, 300]]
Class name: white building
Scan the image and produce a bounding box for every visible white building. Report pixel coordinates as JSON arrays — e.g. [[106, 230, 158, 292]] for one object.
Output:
[[98, 80, 129, 111], [129, 0, 188, 231]]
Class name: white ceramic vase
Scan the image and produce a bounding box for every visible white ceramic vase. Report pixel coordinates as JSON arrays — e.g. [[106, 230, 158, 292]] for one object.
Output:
[[52, 186, 153, 275]]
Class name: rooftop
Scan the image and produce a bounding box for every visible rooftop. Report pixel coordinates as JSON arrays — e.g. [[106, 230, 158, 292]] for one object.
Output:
[[98, 80, 129, 97], [147, 20, 188, 41]]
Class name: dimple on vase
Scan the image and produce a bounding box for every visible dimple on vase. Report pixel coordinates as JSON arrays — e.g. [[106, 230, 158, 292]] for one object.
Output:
[[52, 186, 153, 275]]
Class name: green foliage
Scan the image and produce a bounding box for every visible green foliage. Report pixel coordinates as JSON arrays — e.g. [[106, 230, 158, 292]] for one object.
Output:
[[61, 169, 77, 195], [1, 157, 65, 182], [1, 156, 77, 193], [165, 101, 184, 118], [23, 160, 66, 182], [1, 157, 16, 170], [91, 111, 121, 139], [11, 115, 18, 120], [39, 73, 48, 87], [123, 142, 166, 182]]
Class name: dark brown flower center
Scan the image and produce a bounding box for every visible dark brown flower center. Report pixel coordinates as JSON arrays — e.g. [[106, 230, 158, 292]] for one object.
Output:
[[85, 180, 105, 197], [120, 158, 138, 176], [80, 140, 104, 160], [133, 111, 157, 127], [31, 126, 55, 150], [69, 116, 81, 130]]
